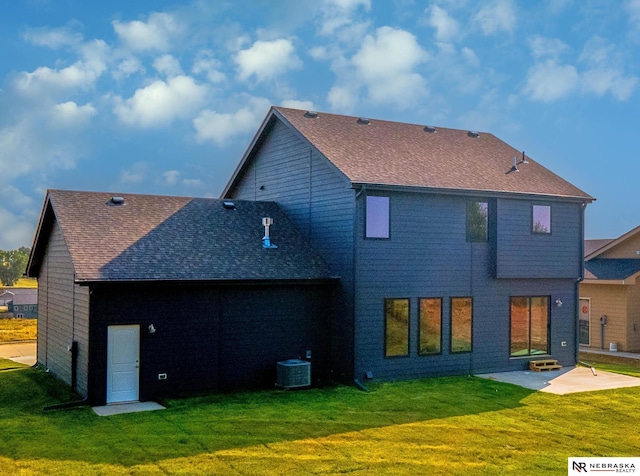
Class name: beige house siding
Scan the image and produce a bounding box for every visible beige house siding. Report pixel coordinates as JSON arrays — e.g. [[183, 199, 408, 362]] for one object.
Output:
[[36, 220, 90, 397], [626, 282, 640, 351], [579, 283, 628, 350], [600, 234, 640, 259]]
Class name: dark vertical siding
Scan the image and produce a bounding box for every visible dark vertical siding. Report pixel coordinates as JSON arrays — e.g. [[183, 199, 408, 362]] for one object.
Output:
[[35, 221, 91, 393], [354, 191, 579, 381], [88, 282, 332, 404], [496, 199, 583, 278], [220, 285, 332, 390], [228, 119, 355, 381]]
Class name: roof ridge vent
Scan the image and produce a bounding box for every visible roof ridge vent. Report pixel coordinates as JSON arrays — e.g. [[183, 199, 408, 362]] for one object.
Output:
[[304, 111, 318, 119], [423, 125, 436, 133], [107, 196, 125, 206], [357, 117, 370, 125], [467, 131, 480, 138]]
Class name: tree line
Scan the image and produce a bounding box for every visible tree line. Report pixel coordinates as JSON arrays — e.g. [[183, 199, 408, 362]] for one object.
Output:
[[0, 247, 30, 286]]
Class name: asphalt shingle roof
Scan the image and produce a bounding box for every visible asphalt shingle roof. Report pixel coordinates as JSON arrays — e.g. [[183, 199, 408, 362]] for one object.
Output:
[[273, 107, 593, 200], [584, 239, 615, 257], [583, 259, 640, 281], [29, 190, 334, 283]]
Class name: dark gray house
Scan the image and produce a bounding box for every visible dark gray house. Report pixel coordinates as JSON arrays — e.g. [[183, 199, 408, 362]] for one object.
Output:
[[27, 191, 335, 405], [223, 107, 594, 383], [27, 107, 593, 405], [1, 289, 38, 318]]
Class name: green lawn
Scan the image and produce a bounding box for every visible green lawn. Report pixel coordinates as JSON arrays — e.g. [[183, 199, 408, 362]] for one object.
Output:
[[0, 360, 639, 475]]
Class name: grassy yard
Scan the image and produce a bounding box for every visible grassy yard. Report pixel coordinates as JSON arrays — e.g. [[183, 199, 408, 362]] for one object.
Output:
[[0, 318, 37, 342], [0, 360, 639, 475]]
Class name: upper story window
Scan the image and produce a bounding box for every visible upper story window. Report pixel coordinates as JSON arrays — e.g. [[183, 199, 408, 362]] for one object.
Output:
[[532, 205, 551, 234], [466, 201, 488, 242], [366, 196, 390, 239]]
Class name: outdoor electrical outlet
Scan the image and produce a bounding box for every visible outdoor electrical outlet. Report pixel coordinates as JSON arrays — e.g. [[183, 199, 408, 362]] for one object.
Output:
[[158, 373, 167, 380]]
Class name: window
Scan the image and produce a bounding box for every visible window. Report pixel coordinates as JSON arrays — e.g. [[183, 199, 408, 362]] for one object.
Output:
[[532, 205, 551, 234], [385, 298, 409, 357], [450, 297, 472, 353], [510, 296, 549, 356], [419, 298, 442, 355], [366, 196, 390, 238], [467, 201, 488, 242]]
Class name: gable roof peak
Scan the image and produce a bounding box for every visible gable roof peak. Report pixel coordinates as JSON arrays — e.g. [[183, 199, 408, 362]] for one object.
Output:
[[264, 106, 594, 201]]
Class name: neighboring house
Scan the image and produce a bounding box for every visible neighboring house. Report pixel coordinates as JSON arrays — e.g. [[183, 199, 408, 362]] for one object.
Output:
[[27, 191, 335, 405], [223, 107, 594, 383], [580, 226, 640, 352], [1, 289, 38, 318]]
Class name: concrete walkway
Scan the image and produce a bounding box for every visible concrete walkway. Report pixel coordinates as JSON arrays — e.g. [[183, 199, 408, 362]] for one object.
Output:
[[0, 341, 36, 366], [93, 401, 165, 417], [476, 366, 640, 394]]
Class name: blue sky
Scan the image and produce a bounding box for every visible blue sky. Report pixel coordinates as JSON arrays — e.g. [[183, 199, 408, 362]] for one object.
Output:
[[1, 0, 640, 250]]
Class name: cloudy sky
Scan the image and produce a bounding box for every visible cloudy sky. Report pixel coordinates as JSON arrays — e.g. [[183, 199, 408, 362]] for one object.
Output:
[[1, 0, 639, 250]]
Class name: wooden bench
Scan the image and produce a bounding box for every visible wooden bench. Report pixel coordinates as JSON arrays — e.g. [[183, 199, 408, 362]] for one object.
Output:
[[529, 359, 562, 372]]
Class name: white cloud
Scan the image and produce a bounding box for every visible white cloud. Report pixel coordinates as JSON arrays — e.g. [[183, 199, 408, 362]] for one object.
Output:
[[351, 26, 428, 108], [182, 178, 203, 188], [112, 12, 181, 52], [113, 75, 208, 128], [461, 47, 480, 66], [529, 36, 571, 59], [0, 207, 35, 250], [309, 46, 329, 60], [579, 37, 637, 100], [319, 0, 371, 36], [192, 51, 226, 83], [119, 162, 149, 184], [193, 97, 271, 145], [327, 85, 358, 112], [23, 26, 83, 49], [13, 61, 105, 98], [473, 0, 517, 35], [625, 0, 640, 29], [50, 101, 97, 128], [426, 5, 460, 42], [113, 57, 145, 80], [523, 59, 579, 101], [154, 54, 183, 77], [162, 170, 180, 185], [281, 99, 315, 110], [235, 39, 302, 83]]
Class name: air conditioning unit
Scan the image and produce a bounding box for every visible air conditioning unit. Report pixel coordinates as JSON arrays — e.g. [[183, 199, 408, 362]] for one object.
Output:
[[276, 359, 311, 389]]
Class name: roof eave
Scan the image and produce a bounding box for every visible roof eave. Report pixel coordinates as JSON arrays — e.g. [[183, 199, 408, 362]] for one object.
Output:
[[221, 106, 278, 198], [585, 224, 640, 260], [75, 276, 339, 286], [350, 182, 595, 202], [26, 192, 54, 278]]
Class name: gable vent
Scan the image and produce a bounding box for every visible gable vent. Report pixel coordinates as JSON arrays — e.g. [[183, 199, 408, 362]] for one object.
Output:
[[304, 110, 318, 119], [107, 196, 125, 206], [423, 125, 436, 133], [357, 117, 370, 125], [467, 131, 480, 138]]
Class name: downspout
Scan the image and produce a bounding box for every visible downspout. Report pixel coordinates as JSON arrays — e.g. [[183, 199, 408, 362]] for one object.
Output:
[[575, 201, 587, 365], [352, 185, 364, 385]]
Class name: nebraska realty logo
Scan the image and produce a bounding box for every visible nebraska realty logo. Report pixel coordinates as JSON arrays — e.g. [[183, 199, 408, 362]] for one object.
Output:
[[569, 458, 639, 474]]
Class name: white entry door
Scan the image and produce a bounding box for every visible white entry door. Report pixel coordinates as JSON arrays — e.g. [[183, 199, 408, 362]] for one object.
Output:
[[107, 325, 140, 404]]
